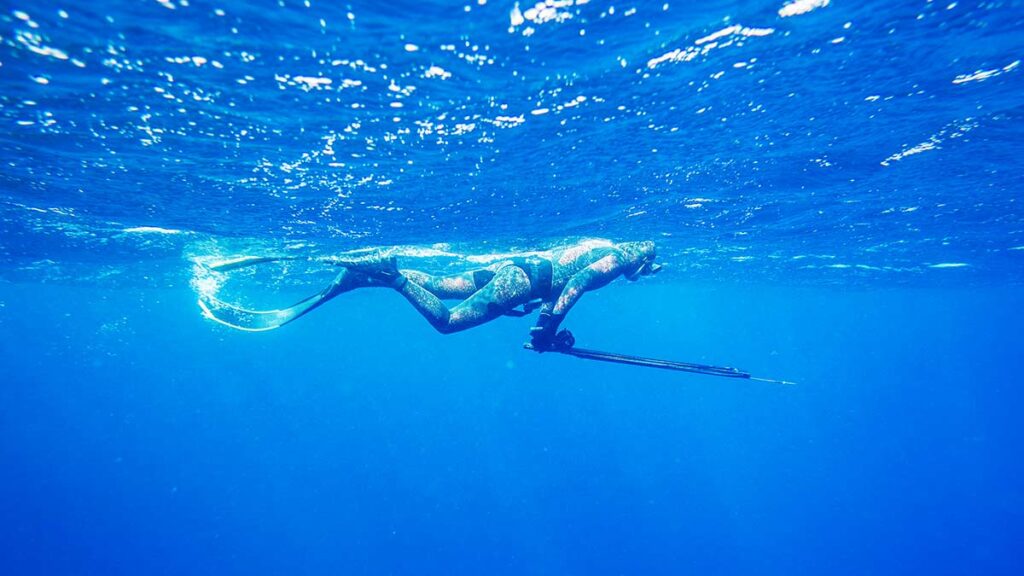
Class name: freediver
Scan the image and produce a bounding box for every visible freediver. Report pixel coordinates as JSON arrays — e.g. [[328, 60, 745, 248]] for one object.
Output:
[[200, 239, 662, 352]]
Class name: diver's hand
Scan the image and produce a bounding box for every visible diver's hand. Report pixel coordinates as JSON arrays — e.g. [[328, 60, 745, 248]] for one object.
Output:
[[552, 329, 575, 350], [528, 325, 555, 352], [528, 327, 574, 352]]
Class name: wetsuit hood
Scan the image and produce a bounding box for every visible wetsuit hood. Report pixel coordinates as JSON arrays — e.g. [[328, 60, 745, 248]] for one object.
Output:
[[618, 241, 660, 280]]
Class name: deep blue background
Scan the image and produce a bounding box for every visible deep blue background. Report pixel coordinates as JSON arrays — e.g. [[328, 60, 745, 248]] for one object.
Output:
[[2, 282, 1022, 575], [3, 0, 1024, 573]]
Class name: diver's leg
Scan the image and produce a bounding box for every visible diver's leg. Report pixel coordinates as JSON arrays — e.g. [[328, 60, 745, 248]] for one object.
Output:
[[334, 249, 498, 299], [395, 265, 532, 334], [333, 253, 488, 298], [394, 281, 452, 331], [401, 269, 480, 299]]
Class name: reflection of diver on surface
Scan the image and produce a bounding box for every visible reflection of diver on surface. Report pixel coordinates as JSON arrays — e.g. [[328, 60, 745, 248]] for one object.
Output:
[[199, 240, 661, 352]]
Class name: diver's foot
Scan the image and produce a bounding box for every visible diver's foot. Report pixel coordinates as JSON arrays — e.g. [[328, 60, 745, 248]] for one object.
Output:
[[336, 254, 405, 287]]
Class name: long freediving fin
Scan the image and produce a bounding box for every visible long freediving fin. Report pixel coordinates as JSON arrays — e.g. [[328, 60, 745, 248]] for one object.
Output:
[[198, 280, 341, 331], [204, 255, 306, 272], [204, 249, 389, 273]]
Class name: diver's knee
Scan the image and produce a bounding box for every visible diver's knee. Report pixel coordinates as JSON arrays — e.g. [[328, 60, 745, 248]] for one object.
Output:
[[430, 313, 456, 334], [402, 269, 428, 285]]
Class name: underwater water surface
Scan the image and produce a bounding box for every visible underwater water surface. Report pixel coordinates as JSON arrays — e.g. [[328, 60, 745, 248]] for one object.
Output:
[[2, 0, 1023, 574]]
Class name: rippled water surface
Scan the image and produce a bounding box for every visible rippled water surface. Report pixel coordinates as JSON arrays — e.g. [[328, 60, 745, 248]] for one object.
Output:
[[2, 0, 1022, 284]]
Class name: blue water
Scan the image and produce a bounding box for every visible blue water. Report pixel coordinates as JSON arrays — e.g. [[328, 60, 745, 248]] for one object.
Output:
[[2, 0, 1023, 574]]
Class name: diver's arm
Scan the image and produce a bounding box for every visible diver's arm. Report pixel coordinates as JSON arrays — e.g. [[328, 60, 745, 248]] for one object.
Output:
[[530, 253, 626, 348]]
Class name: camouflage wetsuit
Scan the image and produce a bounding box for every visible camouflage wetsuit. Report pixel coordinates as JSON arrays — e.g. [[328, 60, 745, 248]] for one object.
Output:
[[330, 240, 661, 349]]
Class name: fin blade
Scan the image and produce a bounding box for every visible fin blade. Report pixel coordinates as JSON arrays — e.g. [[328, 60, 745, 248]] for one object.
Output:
[[198, 292, 320, 331], [205, 255, 299, 272]]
